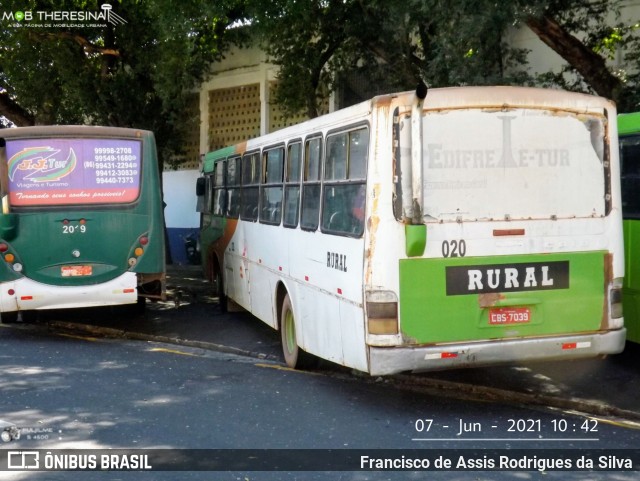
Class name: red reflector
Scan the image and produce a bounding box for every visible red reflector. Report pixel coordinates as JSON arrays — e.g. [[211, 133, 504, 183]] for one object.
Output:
[[0, 243, 8, 253], [21, 296, 33, 301], [442, 352, 458, 358], [493, 229, 525, 236], [8, 289, 15, 296], [139, 236, 149, 246], [337, 288, 343, 295], [279, 266, 282, 271], [62, 219, 69, 225], [562, 343, 577, 350], [123, 289, 135, 293], [304, 276, 309, 282]]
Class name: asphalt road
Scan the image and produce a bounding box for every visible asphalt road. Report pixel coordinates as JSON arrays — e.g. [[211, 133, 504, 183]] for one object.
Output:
[[1, 323, 639, 481]]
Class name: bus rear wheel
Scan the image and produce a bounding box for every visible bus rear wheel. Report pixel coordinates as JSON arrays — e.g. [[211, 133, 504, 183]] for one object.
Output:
[[0, 312, 18, 324], [280, 294, 317, 369], [212, 264, 227, 312]]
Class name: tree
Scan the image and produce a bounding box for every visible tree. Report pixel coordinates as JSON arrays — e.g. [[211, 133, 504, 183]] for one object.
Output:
[[0, 0, 249, 162], [252, 0, 640, 118]]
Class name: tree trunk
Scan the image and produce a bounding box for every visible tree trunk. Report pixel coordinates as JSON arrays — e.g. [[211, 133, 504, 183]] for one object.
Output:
[[525, 14, 624, 103], [0, 91, 35, 126]]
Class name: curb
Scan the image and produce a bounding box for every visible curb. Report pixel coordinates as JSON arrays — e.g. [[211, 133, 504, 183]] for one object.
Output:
[[45, 320, 640, 425]]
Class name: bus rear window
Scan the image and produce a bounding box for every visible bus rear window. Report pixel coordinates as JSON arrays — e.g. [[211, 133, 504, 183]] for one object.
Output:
[[400, 108, 607, 222], [5, 137, 141, 206]]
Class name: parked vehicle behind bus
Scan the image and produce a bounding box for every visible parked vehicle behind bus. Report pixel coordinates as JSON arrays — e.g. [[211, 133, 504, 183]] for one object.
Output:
[[619, 111, 640, 343], [197, 86, 625, 375], [0, 126, 165, 322]]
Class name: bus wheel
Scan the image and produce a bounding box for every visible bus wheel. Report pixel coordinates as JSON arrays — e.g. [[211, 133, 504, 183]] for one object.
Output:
[[1, 312, 19, 324], [213, 265, 227, 312], [280, 294, 317, 369]]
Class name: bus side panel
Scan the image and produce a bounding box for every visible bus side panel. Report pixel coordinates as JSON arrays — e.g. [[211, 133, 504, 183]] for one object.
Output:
[[248, 222, 288, 329], [399, 252, 606, 344], [287, 229, 368, 370], [623, 219, 640, 343]]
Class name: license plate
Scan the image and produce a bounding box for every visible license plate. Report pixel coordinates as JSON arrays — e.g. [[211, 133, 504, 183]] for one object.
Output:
[[61, 265, 92, 277], [489, 307, 531, 325]]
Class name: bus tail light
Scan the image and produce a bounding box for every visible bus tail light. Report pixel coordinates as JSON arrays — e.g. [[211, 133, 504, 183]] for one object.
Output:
[[609, 277, 623, 324], [366, 290, 399, 335]]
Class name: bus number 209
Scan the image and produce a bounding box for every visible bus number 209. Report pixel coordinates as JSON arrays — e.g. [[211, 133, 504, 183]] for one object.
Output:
[[63, 225, 87, 234]]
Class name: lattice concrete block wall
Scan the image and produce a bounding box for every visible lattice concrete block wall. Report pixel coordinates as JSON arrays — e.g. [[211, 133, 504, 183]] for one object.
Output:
[[268, 82, 328, 133], [208, 84, 261, 151]]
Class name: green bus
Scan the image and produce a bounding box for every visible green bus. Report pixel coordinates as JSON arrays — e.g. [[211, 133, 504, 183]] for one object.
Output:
[[620, 112, 640, 343], [0, 126, 165, 322]]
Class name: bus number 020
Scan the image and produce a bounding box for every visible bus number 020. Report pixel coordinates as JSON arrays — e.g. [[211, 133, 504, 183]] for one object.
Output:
[[442, 240, 466, 258]]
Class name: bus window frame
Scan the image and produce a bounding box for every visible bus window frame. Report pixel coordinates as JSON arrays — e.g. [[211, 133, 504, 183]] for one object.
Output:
[[259, 144, 285, 226], [212, 159, 226, 216], [300, 134, 323, 231], [241, 151, 260, 222], [321, 124, 369, 238], [620, 133, 640, 220], [283, 139, 303, 229], [225, 155, 242, 219]]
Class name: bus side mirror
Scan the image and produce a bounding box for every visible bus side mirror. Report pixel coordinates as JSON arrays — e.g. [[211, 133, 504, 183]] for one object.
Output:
[[0, 213, 18, 241], [196, 177, 205, 197]]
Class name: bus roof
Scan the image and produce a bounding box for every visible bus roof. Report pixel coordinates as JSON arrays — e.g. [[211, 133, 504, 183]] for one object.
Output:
[[202, 86, 616, 173], [618, 112, 640, 136], [0, 125, 153, 139], [203, 145, 236, 174]]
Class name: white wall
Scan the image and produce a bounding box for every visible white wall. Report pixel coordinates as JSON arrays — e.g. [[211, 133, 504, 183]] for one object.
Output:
[[162, 169, 200, 229]]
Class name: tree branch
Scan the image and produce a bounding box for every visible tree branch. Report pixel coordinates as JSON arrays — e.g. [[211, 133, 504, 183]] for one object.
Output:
[[31, 31, 120, 56], [525, 14, 623, 101], [0, 90, 35, 126]]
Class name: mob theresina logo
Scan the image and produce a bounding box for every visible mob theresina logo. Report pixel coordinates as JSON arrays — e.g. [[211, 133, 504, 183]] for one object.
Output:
[[2, 4, 127, 27]]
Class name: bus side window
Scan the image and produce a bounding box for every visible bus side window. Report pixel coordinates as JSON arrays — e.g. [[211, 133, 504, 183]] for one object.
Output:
[[621, 136, 640, 219], [226, 156, 241, 218], [241, 152, 260, 222], [300, 136, 322, 231], [321, 126, 369, 237], [284, 141, 302, 228], [260, 146, 284, 225], [212, 160, 226, 216]]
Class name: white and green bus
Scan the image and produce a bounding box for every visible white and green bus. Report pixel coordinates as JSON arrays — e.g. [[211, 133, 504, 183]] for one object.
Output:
[[197, 86, 625, 375]]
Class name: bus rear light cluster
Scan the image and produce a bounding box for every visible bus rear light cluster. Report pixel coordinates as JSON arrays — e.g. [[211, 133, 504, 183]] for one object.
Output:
[[609, 278, 623, 321], [128, 234, 149, 267], [366, 290, 399, 335], [0, 242, 20, 270]]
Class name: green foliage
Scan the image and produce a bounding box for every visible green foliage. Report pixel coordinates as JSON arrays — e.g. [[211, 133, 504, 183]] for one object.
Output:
[[252, 0, 640, 116], [0, 0, 248, 162]]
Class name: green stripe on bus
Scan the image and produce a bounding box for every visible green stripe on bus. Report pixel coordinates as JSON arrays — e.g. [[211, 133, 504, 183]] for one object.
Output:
[[618, 112, 640, 136], [399, 252, 606, 344]]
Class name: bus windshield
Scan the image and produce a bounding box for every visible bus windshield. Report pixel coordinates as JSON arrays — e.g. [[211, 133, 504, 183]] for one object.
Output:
[[401, 108, 607, 222], [5, 137, 141, 207]]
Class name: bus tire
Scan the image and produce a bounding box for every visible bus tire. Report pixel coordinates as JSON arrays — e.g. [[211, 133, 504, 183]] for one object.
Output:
[[0, 312, 18, 324], [213, 264, 227, 312], [280, 294, 317, 369]]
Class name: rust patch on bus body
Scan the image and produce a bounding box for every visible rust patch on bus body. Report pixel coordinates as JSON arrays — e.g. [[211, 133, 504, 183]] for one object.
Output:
[[365, 183, 382, 286], [478, 292, 505, 309]]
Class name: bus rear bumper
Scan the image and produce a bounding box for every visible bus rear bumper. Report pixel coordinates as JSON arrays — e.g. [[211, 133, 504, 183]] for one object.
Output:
[[0, 272, 138, 312], [368, 329, 627, 376]]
